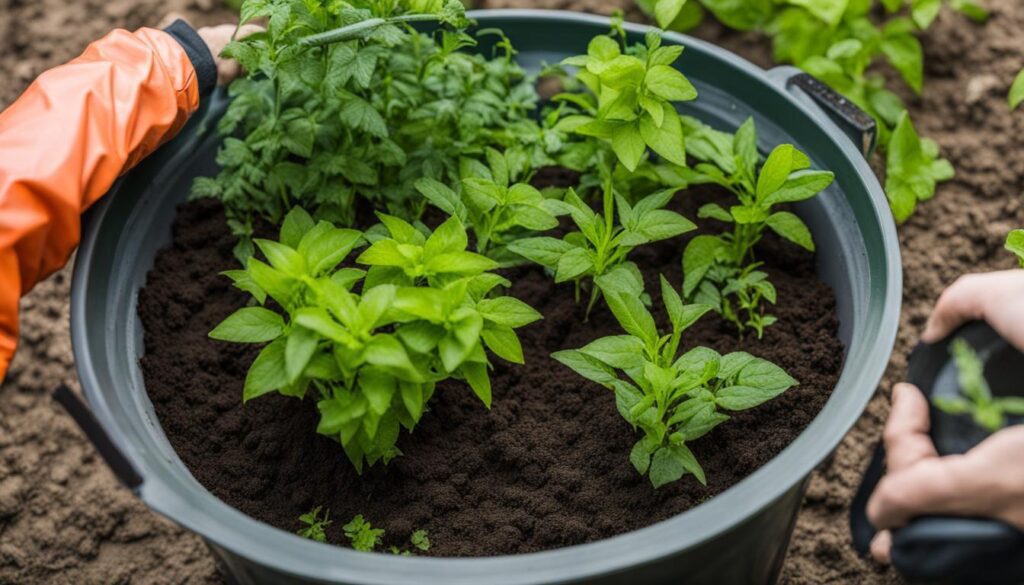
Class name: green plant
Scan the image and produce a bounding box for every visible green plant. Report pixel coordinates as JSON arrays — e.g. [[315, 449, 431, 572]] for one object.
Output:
[[552, 271, 798, 487], [508, 181, 694, 317], [343, 514, 385, 552], [194, 0, 553, 259], [410, 529, 431, 551], [636, 0, 979, 223], [415, 147, 562, 262], [677, 117, 833, 338], [1010, 68, 1024, 110], [209, 207, 540, 471], [933, 339, 1024, 432], [1006, 229, 1024, 266], [297, 506, 332, 543]]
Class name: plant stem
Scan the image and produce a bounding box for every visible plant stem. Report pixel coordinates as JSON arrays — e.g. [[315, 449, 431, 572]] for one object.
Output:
[[298, 14, 441, 47]]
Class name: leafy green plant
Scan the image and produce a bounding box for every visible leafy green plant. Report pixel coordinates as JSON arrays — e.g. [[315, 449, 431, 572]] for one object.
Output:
[[552, 271, 798, 487], [933, 339, 1024, 432], [556, 27, 697, 172], [636, 0, 978, 222], [410, 529, 431, 551], [343, 515, 385, 552], [415, 147, 562, 262], [210, 207, 541, 471], [1006, 229, 1024, 267], [194, 0, 553, 259], [297, 506, 332, 543], [1010, 68, 1024, 110], [677, 117, 833, 337], [508, 181, 694, 317]]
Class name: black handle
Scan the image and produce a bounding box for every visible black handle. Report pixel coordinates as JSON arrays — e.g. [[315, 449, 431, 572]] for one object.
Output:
[[786, 72, 877, 158], [53, 384, 143, 490]]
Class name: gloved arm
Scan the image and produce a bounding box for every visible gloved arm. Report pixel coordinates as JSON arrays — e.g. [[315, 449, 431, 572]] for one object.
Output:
[[0, 22, 216, 381]]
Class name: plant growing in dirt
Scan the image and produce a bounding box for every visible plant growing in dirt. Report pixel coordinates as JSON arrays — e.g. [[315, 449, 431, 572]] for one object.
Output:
[[297, 506, 332, 543], [193, 0, 553, 259], [552, 271, 798, 487], [635, 0, 976, 223], [415, 147, 562, 263], [209, 208, 541, 471], [676, 117, 834, 338], [933, 339, 1024, 432], [343, 515, 385, 552], [508, 180, 695, 317], [1006, 229, 1024, 267]]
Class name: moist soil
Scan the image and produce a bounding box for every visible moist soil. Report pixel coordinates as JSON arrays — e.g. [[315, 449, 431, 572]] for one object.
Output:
[[137, 187, 842, 556], [2, 0, 1024, 582]]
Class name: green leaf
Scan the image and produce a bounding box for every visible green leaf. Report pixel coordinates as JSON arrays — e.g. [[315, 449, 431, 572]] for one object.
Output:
[[605, 292, 658, 346], [1006, 229, 1024, 267], [555, 247, 595, 283], [610, 122, 647, 172], [737, 358, 798, 392], [635, 209, 696, 242], [787, 0, 849, 26], [476, 297, 543, 328], [579, 335, 646, 369], [911, 0, 941, 28], [718, 351, 756, 380], [461, 361, 492, 408], [364, 335, 421, 382], [1010, 68, 1024, 110], [280, 207, 315, 248], [682, 235, 725, 297], [244, 338, 288, 402], [255, 239, 306, 276], [339, 96, 388, 137], [716, 385, 788, 410], [756, 144, 808, 200], [552, 349, 619, 387], [210, 307, 284, 343], [996, 396, 1024, 415], [654, 0, 687, 28], [285, 326, 319, 383], [360, 368, 397, 416], [424, 216, 470, 258], [426, 251, 498, 275], [763, 170, 834, 206], [881, 34, 924, 95], [630, 438, 654, 474], [765, 211, 815, 251], [639, 107, 687, 167], [417, 178, 467, 221], [697, 203, 733, 223], [481, 325, 525, 363], [644, 65, 698, 102], [507, 237, 576, 268], [300, 226, 363, 275], [649, 444, 705, 487]]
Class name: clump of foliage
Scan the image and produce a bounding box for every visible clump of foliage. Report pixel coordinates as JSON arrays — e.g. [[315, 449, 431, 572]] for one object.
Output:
[[933, 339, 1024, 432], [194, 0, 554, 259], [508, 181, 694, 317], [415, 147, 562, 263], [637, 0, 983, 222], [552, 271, 798, 487], [209, 208, 541, 471], [1006, 229, 1024, 266], [297, 506, 332, 543], [677, 117, 834, 338], [343, 515, 385, 552]]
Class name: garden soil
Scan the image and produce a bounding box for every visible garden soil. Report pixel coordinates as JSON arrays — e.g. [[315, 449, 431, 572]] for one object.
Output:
[[0, 0, 1022, 582]]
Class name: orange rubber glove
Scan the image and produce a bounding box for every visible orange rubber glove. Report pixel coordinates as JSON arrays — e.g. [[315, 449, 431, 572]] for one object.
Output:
[[0, 26, 205, 381]]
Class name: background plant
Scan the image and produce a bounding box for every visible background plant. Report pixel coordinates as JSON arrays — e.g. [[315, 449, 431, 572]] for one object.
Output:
[[343, 515, 385, 552], [194, 0, 554, 259], [637, 0, 985, 223], [209, 208, 540, 471], [297, 506, 332, 543], [552, 271, 797, 487], [933, 339, 1024, 432], [1006, 229, 1024, 266], [508, 182, 694, 317], [676, 116, 833, 337]]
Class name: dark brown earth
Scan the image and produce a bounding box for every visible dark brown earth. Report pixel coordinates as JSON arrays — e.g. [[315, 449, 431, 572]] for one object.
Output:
[[1, 0, 1023, 582], [136, 187, 842, 556]]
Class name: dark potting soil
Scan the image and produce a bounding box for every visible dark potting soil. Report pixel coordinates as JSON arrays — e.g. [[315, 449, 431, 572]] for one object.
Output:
[[138, 186, 843, 557]]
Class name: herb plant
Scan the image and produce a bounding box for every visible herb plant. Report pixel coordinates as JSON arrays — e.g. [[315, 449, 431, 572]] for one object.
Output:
[[636, 0, 977, 222], [297, 506, 332, 543], [508, 181, 695, 317], [552, 271, 798, 487], [210, 207, 541, 471], [933, 339, 1024, 432], [1006, 229, 1024, 267], [343, 515, 385, 552], [194, 0, 552, 259], [678, 117, 834, 338]]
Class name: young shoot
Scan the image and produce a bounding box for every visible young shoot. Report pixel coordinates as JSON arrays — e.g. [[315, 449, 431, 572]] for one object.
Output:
[[552, 270, 798, 488], [678, 116, 834, 338], [1006, 229, 1024, 267], [508, 180, 694, 317], [343, 515, 385, 553], [297, 506, 332, 543], [932, 339, 1024, 432], [210, 208, 541, 472]]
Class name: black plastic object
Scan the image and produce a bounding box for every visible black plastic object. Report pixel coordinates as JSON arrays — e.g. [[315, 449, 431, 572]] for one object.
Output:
[[70, 10, 902, 585], [787, 73, 877, 158], [52, 384, 143, 490], [850, 322, 1024, 585]]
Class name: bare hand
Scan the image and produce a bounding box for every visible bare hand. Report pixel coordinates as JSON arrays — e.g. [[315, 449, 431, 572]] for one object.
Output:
[[159, 14, 263, 85], [921, 270, 1024, 349], [866, 383, 1024, 564]]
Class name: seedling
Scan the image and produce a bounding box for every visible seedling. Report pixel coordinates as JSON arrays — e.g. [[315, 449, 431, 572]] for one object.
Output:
[[508, 180, 694, 317], [552, 270, 798, 487], [410, 529, 431, 551], [678, 117, 833, 338], [297, 506, 332, 543], [210, 208, 541, 471], [343, 515, 385, 553], [1006, 229, 1024, 266], [416, 147, 562, 262], [933, 339, 1024, 432]]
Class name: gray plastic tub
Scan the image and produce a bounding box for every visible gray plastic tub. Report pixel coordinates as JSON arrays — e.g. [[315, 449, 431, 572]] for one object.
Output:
[[69, 10, 901, 585]]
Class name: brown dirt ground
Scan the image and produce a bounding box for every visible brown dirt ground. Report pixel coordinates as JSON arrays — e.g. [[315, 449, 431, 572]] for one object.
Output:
[[0, 0, 1022, 582]]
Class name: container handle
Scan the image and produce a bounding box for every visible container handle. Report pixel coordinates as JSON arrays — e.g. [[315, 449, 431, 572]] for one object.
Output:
[[53, 384, 144, 490], [765, 66, 877, 159]]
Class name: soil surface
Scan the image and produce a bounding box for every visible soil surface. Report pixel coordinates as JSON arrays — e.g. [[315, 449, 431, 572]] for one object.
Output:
[[1, 0, 1023, 582], [137, 189, 842, 555]]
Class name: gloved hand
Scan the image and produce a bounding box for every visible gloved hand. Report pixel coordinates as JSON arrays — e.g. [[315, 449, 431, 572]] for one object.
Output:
[[867, 271, 1024, 564]]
